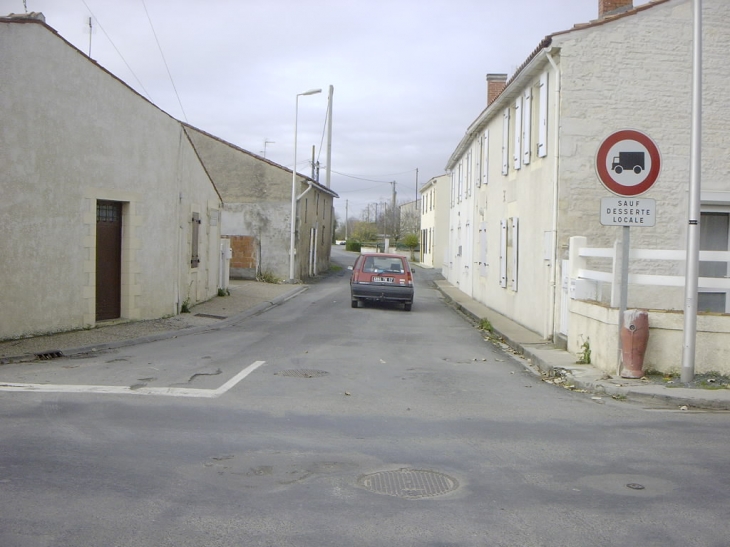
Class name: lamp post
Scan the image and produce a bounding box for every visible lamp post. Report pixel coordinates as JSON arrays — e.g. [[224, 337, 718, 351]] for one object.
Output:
[[290, 88, 322, 282]]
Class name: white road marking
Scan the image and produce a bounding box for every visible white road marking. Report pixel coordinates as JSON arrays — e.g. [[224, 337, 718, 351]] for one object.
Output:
[[0, 360, 266, 398]]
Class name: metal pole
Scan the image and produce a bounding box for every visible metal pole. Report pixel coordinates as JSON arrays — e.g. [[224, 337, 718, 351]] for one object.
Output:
[[325, 85, 334, 189], [345, 199, 348, 240], [617, 226, 630, 376], [290, 89, 321, 282], [681, 0, 702, 383]]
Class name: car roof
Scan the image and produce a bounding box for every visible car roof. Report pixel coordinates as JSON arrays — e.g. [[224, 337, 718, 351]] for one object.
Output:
[[359, 253, 407, 259]]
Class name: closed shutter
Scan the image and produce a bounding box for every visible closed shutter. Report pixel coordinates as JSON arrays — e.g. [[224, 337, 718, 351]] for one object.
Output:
[[522, 88, 532, 165], [513, 96, 522, 171], [480, 222, 488, 277], [482, 130, 489, 186], [510, 217, 519, 291], [500, 219, 507, 288], [502, 108, 510, 175], [538, 72, 549, 158]]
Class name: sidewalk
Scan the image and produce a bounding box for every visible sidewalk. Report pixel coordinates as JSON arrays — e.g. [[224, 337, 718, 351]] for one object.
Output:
[[433, 278, 730, 411], [0, 280, 305, 364]]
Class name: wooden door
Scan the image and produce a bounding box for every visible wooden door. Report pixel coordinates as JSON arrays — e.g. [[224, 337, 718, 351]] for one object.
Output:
[[96, 201, 122, 320]]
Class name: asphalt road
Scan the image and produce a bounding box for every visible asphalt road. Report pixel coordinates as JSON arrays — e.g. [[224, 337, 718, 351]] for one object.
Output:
[[1, 249, 728, 546]]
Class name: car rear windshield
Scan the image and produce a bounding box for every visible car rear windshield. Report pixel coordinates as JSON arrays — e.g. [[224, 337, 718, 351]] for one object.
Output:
[[362, 257, 405, 274]]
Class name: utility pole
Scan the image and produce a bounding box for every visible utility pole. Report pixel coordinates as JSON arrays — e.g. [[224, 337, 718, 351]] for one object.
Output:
[[311, 145, 316, 180], [415, 168, 419, 203], [345, 200, 349, 240], [325, 85, 334, 188], [391, 181, 397, 240]]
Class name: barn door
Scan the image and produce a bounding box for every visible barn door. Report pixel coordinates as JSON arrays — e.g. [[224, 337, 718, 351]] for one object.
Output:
[[96, 201, 122, 321]]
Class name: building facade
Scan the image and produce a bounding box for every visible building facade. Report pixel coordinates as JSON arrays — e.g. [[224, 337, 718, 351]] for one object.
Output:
[[444, 0, 730, 373], [184, 126, 338, 281], [419, 175, 450, 268]]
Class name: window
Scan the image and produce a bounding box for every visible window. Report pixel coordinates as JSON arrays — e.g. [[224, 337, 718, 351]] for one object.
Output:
[[699, 211, 730, 312]]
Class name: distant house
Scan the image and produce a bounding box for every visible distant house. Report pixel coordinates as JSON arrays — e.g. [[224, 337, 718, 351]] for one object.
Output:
[[444, 0, 730, 374], [184, 125, 338, 281], [419, 175, 449, 268]]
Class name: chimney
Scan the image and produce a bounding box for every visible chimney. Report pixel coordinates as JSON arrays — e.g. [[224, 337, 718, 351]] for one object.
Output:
[[598, 0, 633, 19], [6, 12, 46, 22], [486, 73, 508, 106]]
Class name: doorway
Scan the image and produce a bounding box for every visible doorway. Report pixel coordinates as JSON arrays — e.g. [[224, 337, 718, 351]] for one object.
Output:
[[96, 200, 122, 320]]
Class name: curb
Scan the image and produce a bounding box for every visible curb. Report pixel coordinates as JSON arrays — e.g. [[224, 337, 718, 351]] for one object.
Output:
[[0, 285, 307, 365], [435, 283, 730, 411]]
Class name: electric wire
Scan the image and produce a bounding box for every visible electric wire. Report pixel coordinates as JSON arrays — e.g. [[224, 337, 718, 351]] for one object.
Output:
[[79, 0, 154, 102], [140, 0, 188, 122]]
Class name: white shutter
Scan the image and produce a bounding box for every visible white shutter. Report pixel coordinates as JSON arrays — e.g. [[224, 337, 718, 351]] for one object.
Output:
[[522, 88, 532, 165], [513, 97, 522, 170], [501, 108, 510, 175], [511, 217, 519, 291], [480, 222, 488, 277], [474, 137, 484, 188], [500, 219, 507, 288], [451, 171, 455, 206], [458, 162, 463, 202], [482, 130, 489, 186], [466, 151, 472, 197], [538, 72, 549, 158]]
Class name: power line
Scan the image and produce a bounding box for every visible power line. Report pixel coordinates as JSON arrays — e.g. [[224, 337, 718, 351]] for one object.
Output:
[[79, 0, 154, 102], [140, 0, 188, 122]]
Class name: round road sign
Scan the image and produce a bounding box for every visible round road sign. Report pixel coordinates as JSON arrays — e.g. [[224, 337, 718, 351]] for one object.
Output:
[[595, 129, 661, 197]]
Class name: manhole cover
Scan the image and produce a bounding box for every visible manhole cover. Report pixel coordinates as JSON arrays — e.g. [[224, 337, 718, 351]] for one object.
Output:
[[278, 369, 329, 378], [357, 468, 459, 499]]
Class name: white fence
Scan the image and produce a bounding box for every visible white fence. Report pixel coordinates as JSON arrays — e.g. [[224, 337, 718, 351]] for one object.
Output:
[[568, 236, 730, 308], [563, 236, 730, 375]]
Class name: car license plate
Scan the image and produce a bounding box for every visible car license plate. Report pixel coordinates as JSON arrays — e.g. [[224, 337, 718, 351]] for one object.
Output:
[[372, 276, 394, 283]]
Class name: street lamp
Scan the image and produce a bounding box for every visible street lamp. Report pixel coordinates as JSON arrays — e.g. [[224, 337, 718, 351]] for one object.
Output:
[[290, 88, 322, 282]]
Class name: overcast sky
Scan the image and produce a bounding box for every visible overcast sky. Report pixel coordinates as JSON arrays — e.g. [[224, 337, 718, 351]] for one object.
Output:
[[4, 0, 651, 223]]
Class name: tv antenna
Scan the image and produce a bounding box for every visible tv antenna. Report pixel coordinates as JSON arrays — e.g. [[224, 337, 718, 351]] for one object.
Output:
[[261, 139, 275, 159]]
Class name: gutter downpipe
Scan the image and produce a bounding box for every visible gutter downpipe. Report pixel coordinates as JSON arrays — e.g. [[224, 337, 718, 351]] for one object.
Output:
[[297, 180, 314, 202], [546, 47, 561, 342]]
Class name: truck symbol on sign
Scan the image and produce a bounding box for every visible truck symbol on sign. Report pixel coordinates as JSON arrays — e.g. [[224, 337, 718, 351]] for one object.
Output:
[[611, 151, 645, 174]]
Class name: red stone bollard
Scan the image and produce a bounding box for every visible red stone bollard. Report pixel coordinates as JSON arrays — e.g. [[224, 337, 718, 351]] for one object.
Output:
[[620, 310, 650, 379]]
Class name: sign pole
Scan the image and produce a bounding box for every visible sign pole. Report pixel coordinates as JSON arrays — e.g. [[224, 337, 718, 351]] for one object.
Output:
[[617, 225, 630, 376], [681, 0, 702, 384]]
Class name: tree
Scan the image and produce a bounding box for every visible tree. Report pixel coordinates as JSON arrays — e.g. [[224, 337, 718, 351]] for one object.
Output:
[[402, 233, 419, 260]]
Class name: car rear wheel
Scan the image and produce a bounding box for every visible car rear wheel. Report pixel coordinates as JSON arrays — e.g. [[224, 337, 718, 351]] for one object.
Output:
[[404, 302, 412, 311], [351, 299, 359, 308]]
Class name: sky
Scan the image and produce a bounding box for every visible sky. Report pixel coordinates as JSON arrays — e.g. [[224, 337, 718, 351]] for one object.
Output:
[[3, 0, 651, 223]]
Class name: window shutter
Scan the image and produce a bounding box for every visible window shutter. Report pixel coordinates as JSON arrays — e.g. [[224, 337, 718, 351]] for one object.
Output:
[[480, 222, 488, 277], [511, 217, 519, 291], [500, 219, 507, 288], [458, 162, 463, 203], [466, 151, 472, 197], [501, 108, 510, 175], [522, 88, 532, 165], [513, 97, 522, 170], [538, 72, 549, 158], [482, 130, 489, 186], [451, 172, 456, 207]]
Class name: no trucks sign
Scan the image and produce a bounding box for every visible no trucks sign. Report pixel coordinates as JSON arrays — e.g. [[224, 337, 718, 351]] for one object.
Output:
[[595, 129, 661, 197]]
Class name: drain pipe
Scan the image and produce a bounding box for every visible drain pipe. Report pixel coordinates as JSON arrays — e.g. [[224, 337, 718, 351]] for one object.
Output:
[[297, 180, 314, 201], [546, 47, 561, 342]]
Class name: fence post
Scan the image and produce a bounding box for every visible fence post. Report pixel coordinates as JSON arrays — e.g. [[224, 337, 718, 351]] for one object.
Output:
[[611, 239, 620, 308], [568, 236, 587, 280]]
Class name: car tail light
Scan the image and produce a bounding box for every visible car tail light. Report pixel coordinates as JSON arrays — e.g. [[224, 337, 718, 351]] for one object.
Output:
[[406, 271, 413, 286]]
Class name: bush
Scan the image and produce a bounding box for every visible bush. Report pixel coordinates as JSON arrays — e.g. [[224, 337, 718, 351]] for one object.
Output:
[[346, 239, 361, 252]]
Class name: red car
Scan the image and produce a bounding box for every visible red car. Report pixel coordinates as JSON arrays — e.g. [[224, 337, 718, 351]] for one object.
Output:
[[349, 253, 414, 311]]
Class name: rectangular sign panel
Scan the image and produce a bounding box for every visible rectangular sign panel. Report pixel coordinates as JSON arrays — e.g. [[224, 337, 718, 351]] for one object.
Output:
[[600, 197, 656, 227]]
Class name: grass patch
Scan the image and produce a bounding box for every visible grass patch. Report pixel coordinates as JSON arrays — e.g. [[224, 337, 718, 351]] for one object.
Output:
[[257, 270, 281, 284]]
